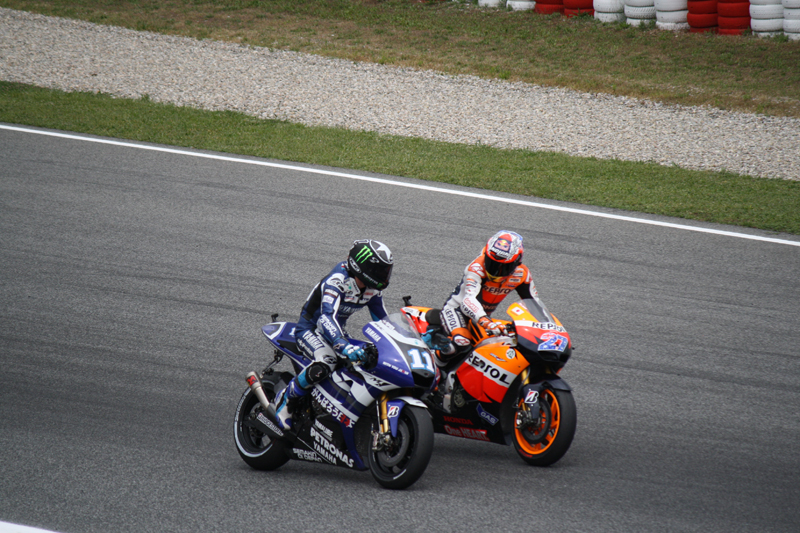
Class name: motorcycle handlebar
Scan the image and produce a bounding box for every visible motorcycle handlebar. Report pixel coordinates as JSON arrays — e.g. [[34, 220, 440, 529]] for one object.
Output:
[[482, 322, 515, 337], [362, 343, 378, 368], [345, 342, 378, 371]]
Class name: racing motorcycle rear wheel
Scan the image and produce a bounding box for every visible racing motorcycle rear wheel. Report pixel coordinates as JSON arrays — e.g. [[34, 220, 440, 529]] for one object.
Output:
[[233, 375, 290, 471], [368, 405, 434, 490], [512, 387, 576, 466]]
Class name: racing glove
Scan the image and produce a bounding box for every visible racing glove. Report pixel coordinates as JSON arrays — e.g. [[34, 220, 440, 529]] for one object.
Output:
[[478, 316, 504, 336], [422, 328, 449, 351], [340, 343, 366, 363]]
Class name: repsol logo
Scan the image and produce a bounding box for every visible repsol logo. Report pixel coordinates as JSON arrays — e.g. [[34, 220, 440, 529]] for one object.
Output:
[[483, 286, 512, 295], [467, 354, 512, 385], [443, 313, 461, 332]]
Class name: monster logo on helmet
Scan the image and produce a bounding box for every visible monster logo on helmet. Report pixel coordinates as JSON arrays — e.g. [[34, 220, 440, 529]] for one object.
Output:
[[348, 240, 394, 290]]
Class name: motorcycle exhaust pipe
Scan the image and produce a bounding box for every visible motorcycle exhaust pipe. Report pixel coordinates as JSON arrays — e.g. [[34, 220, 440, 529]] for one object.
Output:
[[246, 372, 271, 408], [245, 372, 287, 440]]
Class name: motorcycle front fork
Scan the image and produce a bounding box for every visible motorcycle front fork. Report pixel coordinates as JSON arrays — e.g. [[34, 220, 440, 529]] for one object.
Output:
[[372, 393, 392, 451], [515, 368, 541, 430]]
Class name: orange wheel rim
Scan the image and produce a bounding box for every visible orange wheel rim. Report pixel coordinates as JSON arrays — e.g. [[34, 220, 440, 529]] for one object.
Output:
[[515, 389, 561, 455]]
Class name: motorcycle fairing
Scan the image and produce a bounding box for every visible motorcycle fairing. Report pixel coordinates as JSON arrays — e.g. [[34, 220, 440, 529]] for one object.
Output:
[[457, 346, 527, 403], [363, 322, 415, 387], [442, 424, 492, 442], [261, 322, 307, 363], [363, 317, 434, 389], [432, 403, 508, 445], [313, 377, 362, 428], [399, 306, 432, 335], [476, 404, 500, 426], [291, 416, 364, 470]]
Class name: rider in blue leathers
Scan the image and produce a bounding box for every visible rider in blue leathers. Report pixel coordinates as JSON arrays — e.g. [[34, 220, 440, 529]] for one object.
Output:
[[273, 239, 394, 430]]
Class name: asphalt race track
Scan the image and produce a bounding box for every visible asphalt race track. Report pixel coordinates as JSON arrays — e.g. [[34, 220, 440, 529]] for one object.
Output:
[[1, 124, 799, 533]]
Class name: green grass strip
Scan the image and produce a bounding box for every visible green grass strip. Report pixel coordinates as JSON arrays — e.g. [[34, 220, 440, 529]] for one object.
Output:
[[3, 0, 800, 117], [2, 81, 799, 235]]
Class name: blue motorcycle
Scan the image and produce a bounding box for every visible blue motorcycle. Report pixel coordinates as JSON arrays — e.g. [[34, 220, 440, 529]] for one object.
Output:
[[234, 312, 438, 489]]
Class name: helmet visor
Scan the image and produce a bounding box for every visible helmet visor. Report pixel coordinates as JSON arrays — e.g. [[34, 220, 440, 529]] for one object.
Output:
[[485, 256, 519, 279], [362, 262, 393, 289]]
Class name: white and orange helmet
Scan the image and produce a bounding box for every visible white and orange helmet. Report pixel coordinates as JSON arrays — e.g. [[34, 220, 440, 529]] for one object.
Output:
[[483, 230, 524, 280]]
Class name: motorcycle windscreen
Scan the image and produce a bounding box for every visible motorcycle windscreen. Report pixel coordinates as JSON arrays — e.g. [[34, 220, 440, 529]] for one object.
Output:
[[362, 318, 419, 389], [456, 347, 527, 404], [506, 297, 559, 323]]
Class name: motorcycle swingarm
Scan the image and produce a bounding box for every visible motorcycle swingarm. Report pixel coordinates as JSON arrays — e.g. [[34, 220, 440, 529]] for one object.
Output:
[[251, 408, 297, 445]]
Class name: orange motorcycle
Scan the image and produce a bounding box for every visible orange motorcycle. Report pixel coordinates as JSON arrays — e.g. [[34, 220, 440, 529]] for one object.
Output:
[[402, 295, 576, 466]]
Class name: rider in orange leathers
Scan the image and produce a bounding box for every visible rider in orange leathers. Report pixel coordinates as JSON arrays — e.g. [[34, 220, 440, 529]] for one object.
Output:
[[427, 230, 537, 366]]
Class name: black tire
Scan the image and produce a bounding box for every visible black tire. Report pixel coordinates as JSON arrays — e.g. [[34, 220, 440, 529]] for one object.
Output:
[[368, 405, 434, 490], [233, 376, 290, 471], [512, 387, 576, 467]]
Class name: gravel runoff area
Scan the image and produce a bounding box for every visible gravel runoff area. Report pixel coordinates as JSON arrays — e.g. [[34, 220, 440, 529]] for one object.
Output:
[[1, 7, 799, 181]]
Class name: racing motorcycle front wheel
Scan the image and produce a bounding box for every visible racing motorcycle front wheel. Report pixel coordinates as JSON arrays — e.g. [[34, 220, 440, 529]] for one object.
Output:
[[512, 387, 576, 467], [233, 374, 290, 471], [368, 405, 434, 490]]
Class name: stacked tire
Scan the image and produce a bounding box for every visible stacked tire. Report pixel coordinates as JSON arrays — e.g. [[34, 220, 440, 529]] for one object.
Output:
[[507, 0, 537, 10], [625, 0, 658, 24], [687, 0, 718, 32], [750, 0, 784, 35], [656, 0, 690, 28], [565, 0, 595, 15], [536, 0, 566, 13], [786, 0, 800, 40], [595, 0, 627, 20], [718, 0, 750, 34]]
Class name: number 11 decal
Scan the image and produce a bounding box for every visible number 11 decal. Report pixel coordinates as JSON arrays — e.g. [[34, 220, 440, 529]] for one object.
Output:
[[408, 348, 434, 372]]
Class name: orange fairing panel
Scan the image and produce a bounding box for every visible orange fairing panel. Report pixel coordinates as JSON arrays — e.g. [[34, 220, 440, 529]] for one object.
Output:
[[457, 363, 490, 402], [507, 302, 535, 321], [402, 306, 433, 334], [457, 345, 527, 403]]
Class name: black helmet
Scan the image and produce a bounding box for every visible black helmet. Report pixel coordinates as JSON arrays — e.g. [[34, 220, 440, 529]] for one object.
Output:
[[348, 240, 393, 290]]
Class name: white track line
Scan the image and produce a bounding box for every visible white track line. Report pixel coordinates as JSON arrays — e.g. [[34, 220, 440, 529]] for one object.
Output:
[[3, 124, 799, 247], [0, 521, 60, 533]]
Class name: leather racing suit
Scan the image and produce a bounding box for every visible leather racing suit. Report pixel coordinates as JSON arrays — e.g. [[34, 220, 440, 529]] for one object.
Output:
[[440, 253, 536, 352], [294, 261, 389, 388]]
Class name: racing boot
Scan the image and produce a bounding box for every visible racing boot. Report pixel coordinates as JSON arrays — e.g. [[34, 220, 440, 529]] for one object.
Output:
[[273, 378, 306, 430]]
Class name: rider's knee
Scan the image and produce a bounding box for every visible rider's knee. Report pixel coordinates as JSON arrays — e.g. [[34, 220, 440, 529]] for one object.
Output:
[[299, 361, 331, 388]]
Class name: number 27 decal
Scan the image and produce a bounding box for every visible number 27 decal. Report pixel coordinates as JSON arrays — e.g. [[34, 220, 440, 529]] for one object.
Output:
[[539, 332, 568, 352]]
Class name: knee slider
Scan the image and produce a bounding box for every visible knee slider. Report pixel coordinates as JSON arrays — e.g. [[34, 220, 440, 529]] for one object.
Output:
[[300, 362, 331, 388], [452, 334, 473, 353]]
